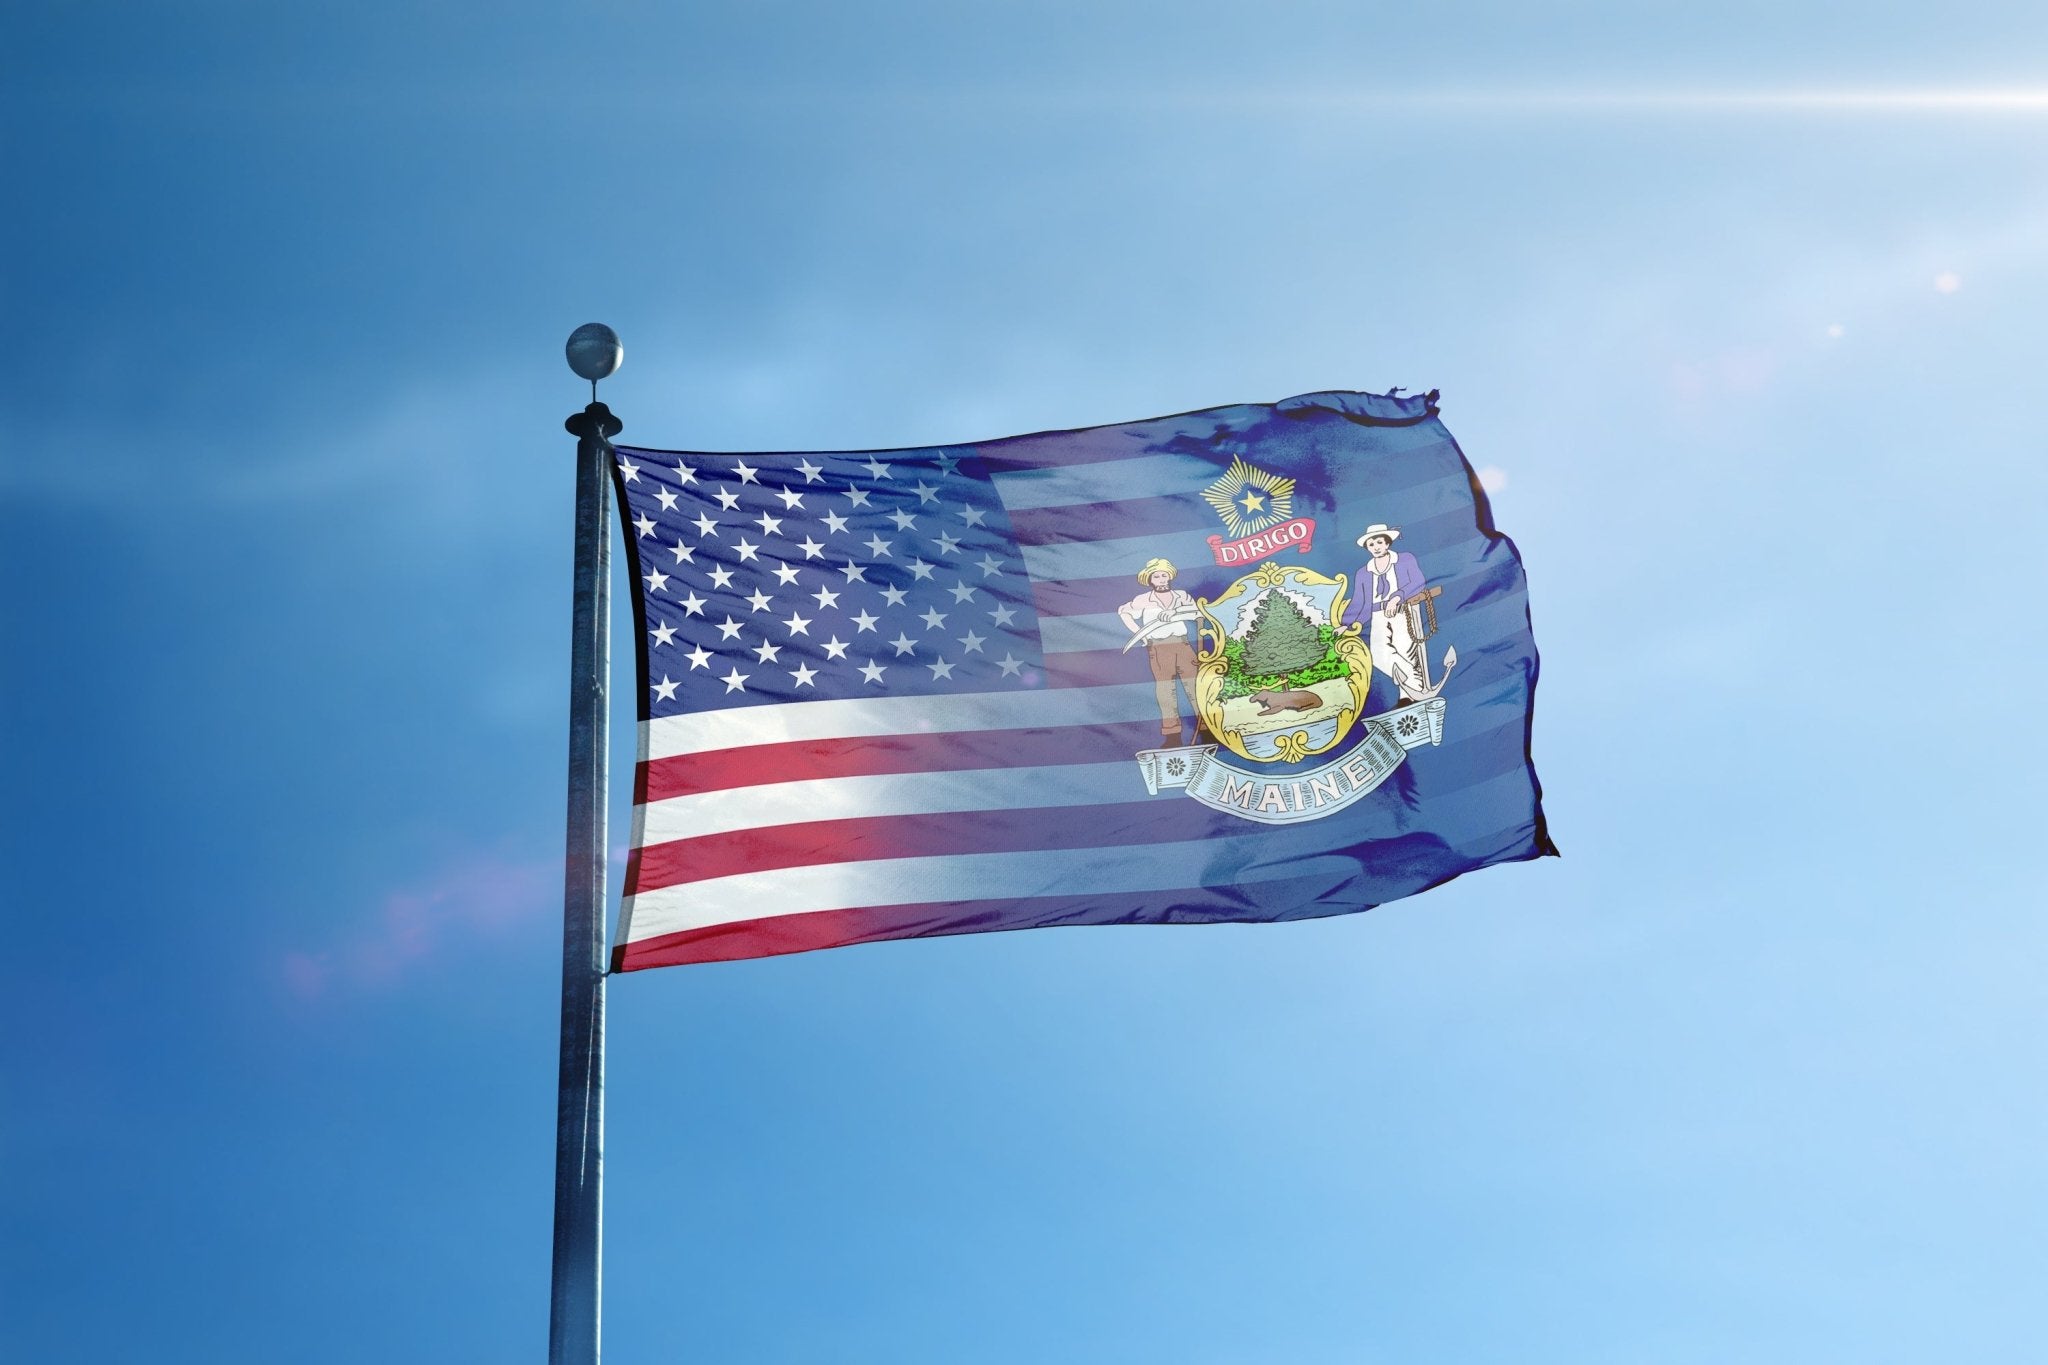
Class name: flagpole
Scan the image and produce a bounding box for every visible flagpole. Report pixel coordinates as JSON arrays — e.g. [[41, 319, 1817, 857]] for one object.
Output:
[[551, 324, 622, 1365]]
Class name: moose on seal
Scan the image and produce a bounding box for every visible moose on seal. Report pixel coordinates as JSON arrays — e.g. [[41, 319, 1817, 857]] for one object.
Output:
[[1250, 687, 1324, 717]]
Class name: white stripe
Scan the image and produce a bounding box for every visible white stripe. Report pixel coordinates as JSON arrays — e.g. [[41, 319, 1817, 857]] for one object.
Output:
[[1037, 612, 1145, 655], [620, 838, 1262, 940], [992, 454, 1224, 510], [642, 682, 1163, 759], [639, 762, 1151, 843]]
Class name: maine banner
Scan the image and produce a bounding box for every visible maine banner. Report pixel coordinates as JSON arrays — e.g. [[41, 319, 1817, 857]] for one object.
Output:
[[608, 389, 1554, 970]]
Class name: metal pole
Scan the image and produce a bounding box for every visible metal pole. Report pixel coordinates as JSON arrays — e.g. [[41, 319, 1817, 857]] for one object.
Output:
[[551, 325, 622, 1365]]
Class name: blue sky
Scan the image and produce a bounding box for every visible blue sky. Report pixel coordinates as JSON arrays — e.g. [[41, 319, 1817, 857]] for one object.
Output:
[[5, 3, 2047, 1361]]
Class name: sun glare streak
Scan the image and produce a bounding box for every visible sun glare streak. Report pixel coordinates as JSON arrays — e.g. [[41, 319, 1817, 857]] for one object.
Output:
[[1532, 89, 2048, 111], [1286, 87, 2048, 113]]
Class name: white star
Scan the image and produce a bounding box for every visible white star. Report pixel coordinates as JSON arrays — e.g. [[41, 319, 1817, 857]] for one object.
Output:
[[655, 487, 679, 512], [782, 611, 812, 637], [919, 607, 947, 630], [936, 452, 961, 475], [907, 560, 936, 581], [927, 657, 956, 680], [653, 675, 680, 702], [789, 662, 818, 688], [989, 604, 1017, 627], [715, 616, 744, 640], [859, 660, 887, 685], [707, 565, 736, 590], [958, 630, 987, 654], [996, 653, 1024, 677], [745, 588, 774, 613], [863, 458, 891, 479], [772, 563, 801, 586], [720, 667, 749, 694], [844, 488, 872, 508], [821, 635, 850, 660], [935, 532, 961, 556], [616, 457, 641, 483], [961, 505, 987, 527], [864, 534, 893, 558], [913, 481, 939, 505], [679, 592, 707, 617], [669, 541, 694, 564], [685, 644, 713, 670], [633, 514, 657, 538], [798, 537, 825, 560], [850, 609, 879, 632], [734, 460, 759, 484], [977, 553, 1004, 578], [753, 511, 784, 537], [692, 513, 720, 538], [733, 538, 760, 563], [811, 585, 841, 609], [796, 459, 824, 484], [879, 585, 908, 607], [890, 632, 917, 656], [947, 582, 976, 604], [839, 561, 867, 583], [888, 509, 917, 531], [820, 510, 850, 535], [714, 488, 741, 510], [650, 621, 677, 646], [644, 568, 669, 593], [674, 461, 697, 486], [775, 488, 805, 510], [751, 639, 781, 664]]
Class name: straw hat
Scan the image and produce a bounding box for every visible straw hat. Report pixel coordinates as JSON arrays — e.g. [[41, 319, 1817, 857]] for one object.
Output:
[[1354, 524, 1401, 547], [1137, 557, 1178, 584]]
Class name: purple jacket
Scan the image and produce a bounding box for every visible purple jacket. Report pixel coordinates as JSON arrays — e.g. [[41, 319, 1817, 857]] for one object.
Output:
[[1343, 551, 1424, 628]]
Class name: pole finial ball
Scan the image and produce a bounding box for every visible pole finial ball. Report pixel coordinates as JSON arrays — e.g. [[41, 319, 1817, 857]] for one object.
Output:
[[566, 323, 623, 383]]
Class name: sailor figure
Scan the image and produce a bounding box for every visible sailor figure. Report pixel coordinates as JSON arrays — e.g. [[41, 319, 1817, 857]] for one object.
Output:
[[1344, 523, 1427, 701]]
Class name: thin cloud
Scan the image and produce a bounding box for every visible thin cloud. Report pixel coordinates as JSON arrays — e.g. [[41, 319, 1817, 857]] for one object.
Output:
[[280, 848, 557, 1001], [0, 366, 544, 518]]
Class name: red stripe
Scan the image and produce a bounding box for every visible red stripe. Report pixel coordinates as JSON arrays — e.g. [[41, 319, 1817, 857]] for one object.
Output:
[[636, 720, 1166, 803], [1007, 494, 1209, 546], [974, 421, 1199, 471], [627, 798, 1193, 894], [1031, 575, 1138, 618], [611, 868, 1394, 969], [616, 906, 882, 967], [1041, 648, 1151, 690]]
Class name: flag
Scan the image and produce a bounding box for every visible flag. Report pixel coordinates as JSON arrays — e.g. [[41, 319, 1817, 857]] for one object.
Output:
[[608, 388, 1554, 970]]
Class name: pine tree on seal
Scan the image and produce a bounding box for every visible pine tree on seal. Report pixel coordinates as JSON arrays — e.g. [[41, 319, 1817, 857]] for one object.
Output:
[[1241, 590, 1324, 677]]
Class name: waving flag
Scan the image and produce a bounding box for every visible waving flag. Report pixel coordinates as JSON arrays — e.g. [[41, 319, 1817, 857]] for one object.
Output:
[[608, 389, 1553, 970]]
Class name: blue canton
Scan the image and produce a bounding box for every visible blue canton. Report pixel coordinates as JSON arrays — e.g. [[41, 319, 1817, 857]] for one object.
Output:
[[614, 447, 1045, 715]]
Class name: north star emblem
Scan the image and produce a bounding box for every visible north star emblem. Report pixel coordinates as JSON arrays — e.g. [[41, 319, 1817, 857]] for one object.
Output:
[[1201, 455, 1295, 538]]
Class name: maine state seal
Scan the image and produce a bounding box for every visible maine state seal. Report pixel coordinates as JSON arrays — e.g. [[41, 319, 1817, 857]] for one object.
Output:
[[1131, 547, 1458, 824]]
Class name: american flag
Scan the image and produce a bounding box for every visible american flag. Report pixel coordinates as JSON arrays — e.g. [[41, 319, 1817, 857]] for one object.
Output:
[[610, 390, 1553, 969]]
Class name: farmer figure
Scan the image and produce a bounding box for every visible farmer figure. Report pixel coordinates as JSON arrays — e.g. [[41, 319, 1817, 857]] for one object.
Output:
[[1119, 557, 1202, 748], [1344, 523, 1427, 701]]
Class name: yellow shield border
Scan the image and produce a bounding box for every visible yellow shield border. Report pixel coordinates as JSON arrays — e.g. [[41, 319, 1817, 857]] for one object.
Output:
[[1192, 561, 1372, 765]]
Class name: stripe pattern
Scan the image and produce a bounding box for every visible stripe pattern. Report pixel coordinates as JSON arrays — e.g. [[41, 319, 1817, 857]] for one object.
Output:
[[610, 390, 1553, 969]]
